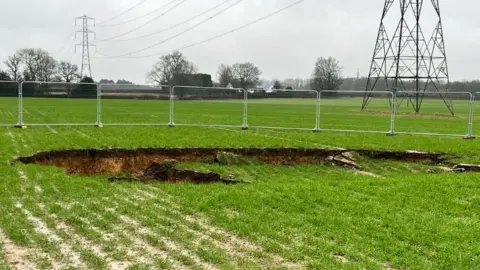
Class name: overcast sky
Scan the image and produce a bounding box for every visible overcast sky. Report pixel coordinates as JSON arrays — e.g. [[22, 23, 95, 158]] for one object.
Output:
[[1, 0, 479, 84]]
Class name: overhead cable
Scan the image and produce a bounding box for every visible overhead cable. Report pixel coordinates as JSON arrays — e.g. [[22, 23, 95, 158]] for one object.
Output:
[[97, 0, 188, 42], [96, 0, 242, 58], [97, 0, 150, 26], [98, 0, 179, 27], [54, 26, 77, 58], [95, 0, 304, 60], [97, 0, 233, 42]]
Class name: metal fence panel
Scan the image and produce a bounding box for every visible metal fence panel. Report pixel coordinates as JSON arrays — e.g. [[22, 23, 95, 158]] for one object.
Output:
[[395, 91, 472, 137], [319, 90, 394, 134], [472, 92, 480, 138], [3, 83, 475, 140], [20, 81, 97, 126], [170, 86, 246, 128], [0, 81, 19, 126], [99, 84, 170, 126], [247, 90, 319, 131]]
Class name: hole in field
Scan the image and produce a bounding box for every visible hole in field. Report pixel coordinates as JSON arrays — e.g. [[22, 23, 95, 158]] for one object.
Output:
[[13, 147, 475, 184]]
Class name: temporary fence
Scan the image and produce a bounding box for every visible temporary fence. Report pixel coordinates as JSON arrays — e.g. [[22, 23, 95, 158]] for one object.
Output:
[[19, 81, 97, 126], [318, 90, 394, 134], [246, 90, 320, 131], [0, 81, 19, 126], [98, 84, 170, 126], [472, 92, 480, 138], [169, 86, 247, 128], [394, 91, 473, 138], [1, 81, 479, 139]]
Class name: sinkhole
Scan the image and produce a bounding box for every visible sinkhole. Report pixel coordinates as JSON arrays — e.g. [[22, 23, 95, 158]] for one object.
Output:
[[13, 147, 478, 184]]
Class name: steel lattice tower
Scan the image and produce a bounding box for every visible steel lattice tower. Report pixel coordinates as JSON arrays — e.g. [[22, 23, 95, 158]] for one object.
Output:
[[362, 0, 453, 115], [75, 15, 96, 78]]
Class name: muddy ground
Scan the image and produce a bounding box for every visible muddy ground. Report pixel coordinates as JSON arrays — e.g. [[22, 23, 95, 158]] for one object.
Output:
[[13, 147, 480, 184]]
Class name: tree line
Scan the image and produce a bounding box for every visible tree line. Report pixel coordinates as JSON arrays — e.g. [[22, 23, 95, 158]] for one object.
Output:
[[145, 51, 344, 92], [1, 48, 87, 83], [3, 48, 478, 95], [0, 48, 344, 93]]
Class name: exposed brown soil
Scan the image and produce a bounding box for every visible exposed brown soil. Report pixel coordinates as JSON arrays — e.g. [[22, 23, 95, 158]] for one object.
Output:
[[14, 147, 453, 184], [109, 160, 249, 184]]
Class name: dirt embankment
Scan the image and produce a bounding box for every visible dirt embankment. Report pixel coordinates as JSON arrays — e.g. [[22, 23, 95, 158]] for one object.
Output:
[[15, 147, 450, 176], [16, 147, 480, 183]]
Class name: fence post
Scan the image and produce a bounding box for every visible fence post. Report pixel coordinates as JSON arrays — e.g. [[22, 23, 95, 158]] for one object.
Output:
[[242, 89, 249, 130], [169, 86, 175, 127], [14, 82, 26, 129], [464, 93, 475, 139], [95, 84, 103, 127], [313, 91, 321, 132], [387, 91, 396, 136]]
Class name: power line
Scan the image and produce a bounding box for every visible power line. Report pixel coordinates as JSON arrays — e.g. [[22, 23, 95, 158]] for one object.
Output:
[[96, 0, 242, 58], [95, 0, 304, 60], [97, 0, 150, 26], [97, 0, 188, 42], [54, 26, 77, 58], [98, 0, 180, 28], [98, 0, 233, 42], [68, 47, 76, 63]]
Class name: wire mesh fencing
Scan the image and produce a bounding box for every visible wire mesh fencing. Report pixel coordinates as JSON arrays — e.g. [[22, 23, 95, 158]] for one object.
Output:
[[98, 84, 170, 126], [170, 86, 247, 128], [472, 92, 480, 138], [0, 81, 19, 126], [20, 81, 97, 126], [394, 91, 473, 138], [319, 90, 394, 134], [246, 89, 319, 131], [1, 81, 479, 139]]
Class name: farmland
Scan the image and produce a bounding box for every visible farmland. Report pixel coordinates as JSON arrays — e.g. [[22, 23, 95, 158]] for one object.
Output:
[[0, 96, 479, 269]]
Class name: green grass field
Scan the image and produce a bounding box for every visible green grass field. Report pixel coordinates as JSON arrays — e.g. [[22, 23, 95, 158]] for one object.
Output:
[[0, 96, 479, 269], [0, 96, 476, 135]]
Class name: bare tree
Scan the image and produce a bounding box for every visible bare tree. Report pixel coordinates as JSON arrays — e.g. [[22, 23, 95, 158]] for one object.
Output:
[[273, 80, 283, 89], [57, 61, 80, 82], [19, 48, 57, 82], [231, 62, 261, 89], [37, 55, 57, 82], [217, 64, 234, 87], [3, 53, 22, 81], [146, 51, 197, 86], [20, 49, 40, 81], [311, 57, 343, 92]]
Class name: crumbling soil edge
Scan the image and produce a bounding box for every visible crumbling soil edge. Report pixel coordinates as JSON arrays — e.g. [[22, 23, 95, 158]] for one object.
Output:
[[13, 147, 464, 176], [108, 160, 250, 184], [15, 147, 453, 165]]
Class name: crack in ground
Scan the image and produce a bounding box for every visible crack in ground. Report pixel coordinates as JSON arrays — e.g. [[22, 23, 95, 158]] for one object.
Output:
[[13, 147, 473, 184]]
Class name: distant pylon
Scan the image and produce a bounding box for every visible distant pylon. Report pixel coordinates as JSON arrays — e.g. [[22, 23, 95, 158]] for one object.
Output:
[[75, 15, 96, 78], [362, 0, 453, 115]]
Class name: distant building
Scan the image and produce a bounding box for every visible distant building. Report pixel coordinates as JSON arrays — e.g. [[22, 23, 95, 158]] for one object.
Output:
[[266, 85, 278, 93], [247, 88, 266, 94]]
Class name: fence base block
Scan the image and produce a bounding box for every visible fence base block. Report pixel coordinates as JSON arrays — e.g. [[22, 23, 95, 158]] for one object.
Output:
[[14, 125, 27, 129], [94, 124, 103, 128], [242, 126, 249, 131], [463, 135, 476, 140], [386, 132, 396, 136], [168, 124, 175, 128], [312, 129, 321, 133]]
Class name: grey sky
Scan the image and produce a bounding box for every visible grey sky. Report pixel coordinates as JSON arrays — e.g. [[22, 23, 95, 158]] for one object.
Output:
[[1, 0, 479, 84]]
